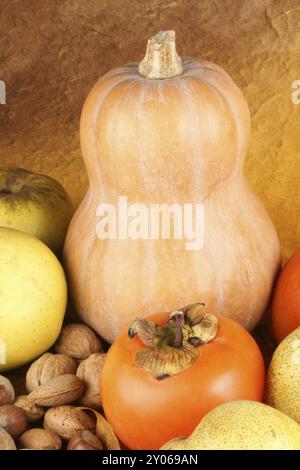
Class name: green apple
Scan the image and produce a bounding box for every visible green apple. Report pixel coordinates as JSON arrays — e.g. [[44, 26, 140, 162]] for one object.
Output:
[[0, 167, 73, 255], [0, 227, 67, 371]]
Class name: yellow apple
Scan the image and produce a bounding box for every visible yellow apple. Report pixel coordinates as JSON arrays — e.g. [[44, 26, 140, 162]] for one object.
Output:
[[0, 168, 73, 255], [0, 227, 67, 371]]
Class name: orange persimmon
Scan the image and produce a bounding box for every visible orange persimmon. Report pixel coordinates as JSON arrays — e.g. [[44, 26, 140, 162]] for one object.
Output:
[[272, 249, 300, 343], [101, 307, 265, 450]]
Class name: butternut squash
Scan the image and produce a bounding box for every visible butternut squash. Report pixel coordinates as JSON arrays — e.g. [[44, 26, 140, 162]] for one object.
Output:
[[64, 31, 281, 343]]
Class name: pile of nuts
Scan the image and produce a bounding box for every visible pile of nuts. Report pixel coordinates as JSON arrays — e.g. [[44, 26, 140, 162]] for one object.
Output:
[[0, 324, 119, 450]]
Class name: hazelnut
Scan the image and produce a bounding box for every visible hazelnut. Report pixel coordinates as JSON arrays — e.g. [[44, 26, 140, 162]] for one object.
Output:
[[0, 427, 17, 450], [55, 324, 102, 359], [44, 405, 95, 439], [28, 374, 84, 407], [67, 430, 103, 450], [76, 353, 106, 409], [0, 404, 27, 438], [0, 375, 15, 406], [18, 428, 62, 450], [14, 395, 45, 423], [26, 353, 77, 393]]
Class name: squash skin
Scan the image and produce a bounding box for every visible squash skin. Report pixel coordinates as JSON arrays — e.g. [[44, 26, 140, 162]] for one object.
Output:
[[64, 59, 281, 343]]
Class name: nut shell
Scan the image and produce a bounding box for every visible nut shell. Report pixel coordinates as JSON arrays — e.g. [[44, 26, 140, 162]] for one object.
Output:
[[18, 428, 62, 450], [14, 395, 45, 423], [55, 324, 102, 359], [0, 404, 27, 438], [0, 427, 17, 450], [44, 405, 95, 439], [28, 374, 84, 407], [77, 353, 106, 409], [67, 430, 103, 450], [0, 375, 15, 406], [26, 353, 77, 393]]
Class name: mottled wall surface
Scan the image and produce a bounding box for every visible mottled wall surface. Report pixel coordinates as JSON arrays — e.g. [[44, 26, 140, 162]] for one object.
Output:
[[0, 0, 299, 261]]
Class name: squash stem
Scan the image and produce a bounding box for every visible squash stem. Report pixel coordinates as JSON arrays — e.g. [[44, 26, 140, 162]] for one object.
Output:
[[138, 30, 183, 79]]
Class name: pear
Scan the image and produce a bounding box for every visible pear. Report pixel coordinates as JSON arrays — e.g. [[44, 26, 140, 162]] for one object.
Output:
[[266, 327, 300, 424], [161, 400, 300, 450]]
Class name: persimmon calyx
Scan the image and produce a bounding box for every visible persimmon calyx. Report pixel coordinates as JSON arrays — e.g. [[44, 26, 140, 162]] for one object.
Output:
[[128, 303, 218, 379]]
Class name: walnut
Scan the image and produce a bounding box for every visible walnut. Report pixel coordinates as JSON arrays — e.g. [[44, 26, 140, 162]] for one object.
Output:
[[76, 353, 106, 409], [55, 324, 103, 360], [26, 353, 77, 393]]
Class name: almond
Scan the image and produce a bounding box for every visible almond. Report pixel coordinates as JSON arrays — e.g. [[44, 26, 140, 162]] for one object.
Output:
[[14, 395, 45, 423], [44, 405, 95, 439], [18, 428, 61, 450]]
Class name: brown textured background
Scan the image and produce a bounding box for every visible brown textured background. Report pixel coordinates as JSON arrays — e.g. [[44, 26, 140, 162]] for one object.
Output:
[[0, 0, 299, 262]]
